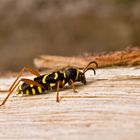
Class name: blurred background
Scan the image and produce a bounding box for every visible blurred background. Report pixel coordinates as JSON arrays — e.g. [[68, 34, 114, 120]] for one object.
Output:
[[0, 0, 140, 71]]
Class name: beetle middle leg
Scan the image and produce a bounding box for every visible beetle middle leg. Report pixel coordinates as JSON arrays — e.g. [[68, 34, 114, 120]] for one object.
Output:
[[57, 79, 77, 102]]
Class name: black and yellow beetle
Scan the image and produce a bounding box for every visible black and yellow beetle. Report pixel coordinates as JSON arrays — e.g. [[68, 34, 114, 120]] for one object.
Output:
[[0, 61, 98, 106]]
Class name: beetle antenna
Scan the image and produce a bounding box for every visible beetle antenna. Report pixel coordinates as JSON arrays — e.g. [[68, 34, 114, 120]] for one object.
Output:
[[84, 67, 96, 75], [83, 61, 98, 73]]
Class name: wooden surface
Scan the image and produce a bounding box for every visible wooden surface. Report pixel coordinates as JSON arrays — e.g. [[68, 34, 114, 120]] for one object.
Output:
[[0, 67, 140, 140]]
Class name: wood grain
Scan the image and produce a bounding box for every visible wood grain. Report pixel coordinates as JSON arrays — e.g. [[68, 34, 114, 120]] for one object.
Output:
[[0, 67, 139, 140]]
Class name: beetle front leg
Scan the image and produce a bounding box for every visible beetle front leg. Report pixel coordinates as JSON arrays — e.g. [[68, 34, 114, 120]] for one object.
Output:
[[56, 80, 61, 102], [69, 79, 78, 93]]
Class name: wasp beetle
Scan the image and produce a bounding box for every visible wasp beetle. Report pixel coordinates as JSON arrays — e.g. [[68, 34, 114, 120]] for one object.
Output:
[[0, 61, 98, 106]]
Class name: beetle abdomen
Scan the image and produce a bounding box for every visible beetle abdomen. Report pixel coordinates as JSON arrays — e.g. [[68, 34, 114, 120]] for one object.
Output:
[[16, 83, 45, 95]]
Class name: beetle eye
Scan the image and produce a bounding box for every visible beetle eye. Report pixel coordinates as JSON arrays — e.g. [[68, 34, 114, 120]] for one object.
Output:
[[80, 74, 86, 84], [80, 74, 84, 80]]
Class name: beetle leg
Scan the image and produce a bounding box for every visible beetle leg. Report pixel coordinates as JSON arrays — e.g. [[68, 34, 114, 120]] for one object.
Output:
[[69, 79, 77, 93], [56, 80, 61, 102], [0, 78, 45, 106], [0, 67, 40, 93]]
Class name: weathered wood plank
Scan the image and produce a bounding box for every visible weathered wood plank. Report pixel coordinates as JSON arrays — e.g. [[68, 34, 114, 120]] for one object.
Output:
[[0, 67, 139, 140]]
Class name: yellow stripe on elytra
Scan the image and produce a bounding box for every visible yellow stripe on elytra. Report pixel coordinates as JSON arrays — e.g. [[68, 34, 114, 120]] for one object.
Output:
[[32, 88, 36, 95], [16, 91, 19, 95], [60, 71, 66, 78], [61, 80, 65, 87], [63, 72, 66, 78], [54, 73, 58, 80], [50, 83, 56, 87], [38, 87, 42, 93], [63, 80, 65, 85], [26, 90, 30, 95], [30, 84, 33, 87], [21, 91, 24, 95], [42, 74, 48, 83], [75, 69, 79, 80], [18, 84, 22, 90]]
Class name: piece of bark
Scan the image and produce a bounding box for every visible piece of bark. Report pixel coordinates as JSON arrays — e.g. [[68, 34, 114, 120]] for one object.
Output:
[[34, 47, 140, 70]]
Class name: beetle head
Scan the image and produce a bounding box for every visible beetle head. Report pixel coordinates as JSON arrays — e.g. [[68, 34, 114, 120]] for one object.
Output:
[[78, 71, 87, 84]]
